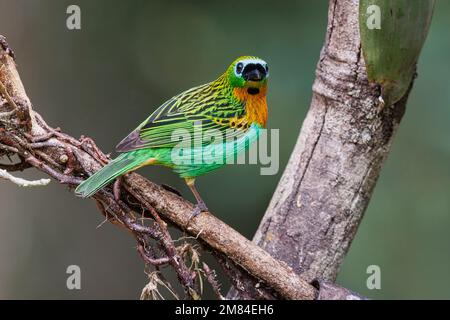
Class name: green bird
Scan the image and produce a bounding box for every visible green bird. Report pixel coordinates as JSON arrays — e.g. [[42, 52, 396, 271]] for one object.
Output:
[[75, 56, 269, 216]]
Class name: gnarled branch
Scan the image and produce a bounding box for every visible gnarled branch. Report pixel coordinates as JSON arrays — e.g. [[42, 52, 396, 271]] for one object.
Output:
[[0, 34, 325, 300]]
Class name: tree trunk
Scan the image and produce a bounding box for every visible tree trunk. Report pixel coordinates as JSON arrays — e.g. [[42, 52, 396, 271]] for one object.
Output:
[[229, 0, 429, 298]]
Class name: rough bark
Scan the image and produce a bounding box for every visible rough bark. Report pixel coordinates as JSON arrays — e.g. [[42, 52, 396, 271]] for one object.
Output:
[[0, 35, 324, 300], [229, 0, 415, 298]]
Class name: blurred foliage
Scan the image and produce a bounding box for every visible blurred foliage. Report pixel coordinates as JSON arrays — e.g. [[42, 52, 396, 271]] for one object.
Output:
[[0, 0, 449, 299]]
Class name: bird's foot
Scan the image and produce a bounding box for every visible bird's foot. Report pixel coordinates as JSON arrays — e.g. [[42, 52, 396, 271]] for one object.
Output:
[[189, 202, 209, 219]]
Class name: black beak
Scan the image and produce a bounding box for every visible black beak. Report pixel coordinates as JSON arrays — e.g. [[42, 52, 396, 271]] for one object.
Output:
[[243, 63, 267, 82]]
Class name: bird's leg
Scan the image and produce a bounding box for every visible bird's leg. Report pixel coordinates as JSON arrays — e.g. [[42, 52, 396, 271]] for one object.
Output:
[[185, 177, 208, 218]]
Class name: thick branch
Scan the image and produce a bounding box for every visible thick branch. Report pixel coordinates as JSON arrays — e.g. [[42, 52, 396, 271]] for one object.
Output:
[[230, 0, 418, 299], [0, 35, 320, 300]]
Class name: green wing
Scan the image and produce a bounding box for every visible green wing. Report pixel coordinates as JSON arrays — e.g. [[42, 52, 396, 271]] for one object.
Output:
[[116, 82, 248, 152]]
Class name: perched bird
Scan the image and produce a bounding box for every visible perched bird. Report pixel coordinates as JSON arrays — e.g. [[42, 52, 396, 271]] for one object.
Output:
[[75, 56, 269, 216]]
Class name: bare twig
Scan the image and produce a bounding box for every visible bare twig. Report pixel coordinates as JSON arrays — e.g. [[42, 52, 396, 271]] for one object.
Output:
[[0, 79, 18, 112], [202, 262, 225, 300], [137, 244, 170, 266], [0, 168, 50, 187], [0, 142, 18, 153]]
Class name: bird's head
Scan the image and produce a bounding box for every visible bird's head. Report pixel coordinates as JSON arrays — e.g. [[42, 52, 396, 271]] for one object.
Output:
[[225, 56, 269, 95]]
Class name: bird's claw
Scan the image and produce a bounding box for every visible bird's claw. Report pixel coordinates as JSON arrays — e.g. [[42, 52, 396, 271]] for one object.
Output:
[[189, 202, 208, 219]]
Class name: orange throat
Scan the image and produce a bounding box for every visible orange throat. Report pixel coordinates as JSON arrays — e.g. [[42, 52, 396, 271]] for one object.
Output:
[[233, 86, 268, 128]]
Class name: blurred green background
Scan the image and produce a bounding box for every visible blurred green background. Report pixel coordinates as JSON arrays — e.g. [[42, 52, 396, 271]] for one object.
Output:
[[0, 0, 449, 299]]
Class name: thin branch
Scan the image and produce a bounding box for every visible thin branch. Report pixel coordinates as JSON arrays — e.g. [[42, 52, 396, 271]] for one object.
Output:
[[137, 244, 170, 266], [202, 262, 225, 300], [0, 142, 18, 153], [0, 168, 50, 187], [0, 79, 18, 112]]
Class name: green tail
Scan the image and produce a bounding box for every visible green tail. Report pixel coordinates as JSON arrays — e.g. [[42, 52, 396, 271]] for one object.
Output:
[[75, 150, 149, 198]]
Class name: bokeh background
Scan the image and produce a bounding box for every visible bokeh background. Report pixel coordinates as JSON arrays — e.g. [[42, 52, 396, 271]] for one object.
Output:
[[0, 0, 449, 299]]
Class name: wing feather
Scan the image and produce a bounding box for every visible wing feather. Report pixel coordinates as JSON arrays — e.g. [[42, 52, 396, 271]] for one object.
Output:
[[115, 81, 248, 152]]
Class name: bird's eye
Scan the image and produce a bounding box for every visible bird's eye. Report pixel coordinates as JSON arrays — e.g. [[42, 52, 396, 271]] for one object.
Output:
[[265, 64, 269, 73], [236, 62, 244, 74]]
